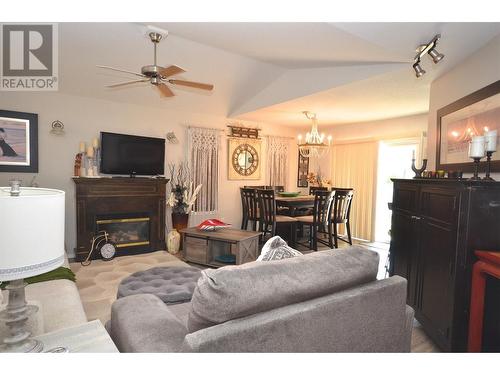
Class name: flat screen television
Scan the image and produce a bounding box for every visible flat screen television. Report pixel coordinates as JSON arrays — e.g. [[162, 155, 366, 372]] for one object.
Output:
[[100, 132, 165, 176]]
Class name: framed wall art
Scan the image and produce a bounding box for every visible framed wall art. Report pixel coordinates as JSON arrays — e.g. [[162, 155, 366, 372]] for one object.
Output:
[[228, 137, 261, 180], [0, 110, 38, 173], [436, 80, 500, 172], [297, 151, 309, 187]]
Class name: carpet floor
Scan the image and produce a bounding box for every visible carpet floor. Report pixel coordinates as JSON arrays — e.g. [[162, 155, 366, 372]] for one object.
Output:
[[70, 247, 439, 353]]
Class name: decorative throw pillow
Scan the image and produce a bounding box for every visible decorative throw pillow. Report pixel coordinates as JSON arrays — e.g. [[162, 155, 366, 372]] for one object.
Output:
[[257, 236, 303, 261]]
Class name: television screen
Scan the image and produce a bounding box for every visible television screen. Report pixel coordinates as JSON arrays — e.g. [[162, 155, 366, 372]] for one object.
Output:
[[100, 132, 165, 176]]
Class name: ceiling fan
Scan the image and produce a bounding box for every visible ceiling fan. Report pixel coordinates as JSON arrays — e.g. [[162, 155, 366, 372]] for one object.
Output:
[[97, 31, 214, 98]]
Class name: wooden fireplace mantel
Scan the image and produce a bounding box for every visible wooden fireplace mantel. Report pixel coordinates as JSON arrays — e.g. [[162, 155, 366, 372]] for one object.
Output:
[[73, 177, 169, 261]]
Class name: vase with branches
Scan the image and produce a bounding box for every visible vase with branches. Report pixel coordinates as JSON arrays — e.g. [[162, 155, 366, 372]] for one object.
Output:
[[167, 163, 202, 231]]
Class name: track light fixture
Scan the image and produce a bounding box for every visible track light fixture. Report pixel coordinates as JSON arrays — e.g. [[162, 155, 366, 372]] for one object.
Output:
[[413, 34, 445, 78]]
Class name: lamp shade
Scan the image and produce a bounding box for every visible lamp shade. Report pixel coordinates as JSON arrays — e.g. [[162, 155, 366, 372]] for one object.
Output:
[[0, 187, 65, 282]]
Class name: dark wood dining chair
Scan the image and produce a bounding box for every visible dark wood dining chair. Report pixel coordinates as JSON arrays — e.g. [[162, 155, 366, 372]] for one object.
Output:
[[257, 189, 297, 246], [240, 188, 260, 231], [296, 190, 334, 250], [309, 186, 328, 195], [328, 189, 354, 248]]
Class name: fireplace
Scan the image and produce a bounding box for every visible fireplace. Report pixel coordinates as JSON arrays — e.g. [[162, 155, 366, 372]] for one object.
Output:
[[96, 214, 151, 251], [73, 177, 168, 261]]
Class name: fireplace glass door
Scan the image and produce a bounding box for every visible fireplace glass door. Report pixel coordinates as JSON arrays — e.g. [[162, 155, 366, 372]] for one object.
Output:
[[96, 215, 150, 249]]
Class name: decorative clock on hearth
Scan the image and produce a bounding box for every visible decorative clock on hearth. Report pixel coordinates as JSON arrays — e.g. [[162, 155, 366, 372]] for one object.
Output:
[[228, 138, 261, 180], [81, 231, 117, 266]]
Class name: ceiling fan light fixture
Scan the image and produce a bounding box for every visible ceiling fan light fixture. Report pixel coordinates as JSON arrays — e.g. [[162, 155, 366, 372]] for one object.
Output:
[[428, 48, 445, 64]]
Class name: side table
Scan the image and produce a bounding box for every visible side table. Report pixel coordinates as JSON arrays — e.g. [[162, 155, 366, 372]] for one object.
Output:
[[34, 320, 118, 353], [468, 250, 500, 352]]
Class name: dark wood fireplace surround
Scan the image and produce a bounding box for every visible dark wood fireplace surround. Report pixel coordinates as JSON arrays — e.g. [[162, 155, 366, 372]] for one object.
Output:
[[73, 177, 168, 261]]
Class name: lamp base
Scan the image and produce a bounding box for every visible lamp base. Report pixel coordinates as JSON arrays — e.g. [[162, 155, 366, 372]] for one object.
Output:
[[0, 279, 44, 353]]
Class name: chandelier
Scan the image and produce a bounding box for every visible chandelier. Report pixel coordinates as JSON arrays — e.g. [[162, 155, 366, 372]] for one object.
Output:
[[298, 111, 332, 158]]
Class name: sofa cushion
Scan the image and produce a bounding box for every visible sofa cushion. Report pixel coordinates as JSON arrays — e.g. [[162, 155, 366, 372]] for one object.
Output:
[[257, 236, 303, 261], [187, 246, 379, 333]]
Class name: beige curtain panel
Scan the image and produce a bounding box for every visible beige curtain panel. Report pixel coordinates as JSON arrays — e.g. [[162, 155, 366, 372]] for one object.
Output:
[[267, 136, 290, 188], [188, 127, 220, 212], [331, 141, 378, 242]]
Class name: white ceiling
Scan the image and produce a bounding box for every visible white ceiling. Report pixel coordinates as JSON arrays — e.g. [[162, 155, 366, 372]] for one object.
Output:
[[56, 22, 500, 127]]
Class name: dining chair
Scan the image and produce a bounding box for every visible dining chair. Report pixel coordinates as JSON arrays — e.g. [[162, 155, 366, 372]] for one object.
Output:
[[257, 189, 297, 246], [295, 190, 334, 250], [328, 189, 354, 248], [309, 186, 328, 195], [240, 188, 260, 231]]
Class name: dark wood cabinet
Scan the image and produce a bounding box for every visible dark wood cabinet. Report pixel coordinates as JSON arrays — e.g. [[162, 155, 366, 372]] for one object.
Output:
[[390, 179, 500, 352]]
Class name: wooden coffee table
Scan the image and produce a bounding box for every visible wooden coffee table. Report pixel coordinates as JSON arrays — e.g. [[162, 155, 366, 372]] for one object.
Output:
[[179, 227, 261, 268]]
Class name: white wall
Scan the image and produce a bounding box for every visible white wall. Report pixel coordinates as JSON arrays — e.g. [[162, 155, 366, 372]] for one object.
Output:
[[427, 34, 500, 171], [0, 91, 298, 257]]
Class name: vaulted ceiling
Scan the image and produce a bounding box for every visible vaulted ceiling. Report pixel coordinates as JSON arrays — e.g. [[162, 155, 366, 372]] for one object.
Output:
[[58, 22, 500, 126]]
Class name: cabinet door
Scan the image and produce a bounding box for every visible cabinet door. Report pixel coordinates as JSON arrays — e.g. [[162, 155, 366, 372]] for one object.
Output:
[[390, 210, 419, 306], [417, 218, 456, 347], [416, 186, 459, 349], [184, 235, 208, 265]]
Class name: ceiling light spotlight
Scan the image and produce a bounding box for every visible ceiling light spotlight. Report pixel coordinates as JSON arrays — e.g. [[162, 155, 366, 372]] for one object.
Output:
[[412, 34, 444, 78], [413, 62, 426, 78], [428, 48, 445, 64]]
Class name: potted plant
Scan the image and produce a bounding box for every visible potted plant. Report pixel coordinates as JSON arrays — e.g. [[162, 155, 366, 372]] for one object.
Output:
[[167, 163, 202, 231]]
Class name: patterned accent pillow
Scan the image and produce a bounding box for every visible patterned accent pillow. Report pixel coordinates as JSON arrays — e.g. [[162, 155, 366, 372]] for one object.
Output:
[[257, 236, 303, 261]]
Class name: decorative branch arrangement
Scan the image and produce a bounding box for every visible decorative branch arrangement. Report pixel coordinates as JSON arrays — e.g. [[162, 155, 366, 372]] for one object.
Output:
[[167, 162, 202, 214]]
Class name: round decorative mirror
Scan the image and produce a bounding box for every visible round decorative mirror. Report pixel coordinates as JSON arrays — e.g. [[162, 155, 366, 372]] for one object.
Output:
[[232, 143, 259, 176]]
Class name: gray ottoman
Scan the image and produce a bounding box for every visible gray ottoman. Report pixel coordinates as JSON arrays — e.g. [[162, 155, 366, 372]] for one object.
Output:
[[117, 266, 202, 305]]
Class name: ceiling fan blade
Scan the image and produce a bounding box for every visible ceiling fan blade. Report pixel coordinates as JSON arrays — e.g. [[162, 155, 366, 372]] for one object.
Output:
[[159, 65, 185, 78], [168, 79, 214, 91], [97, 65, 145, 78], [156, 83, 175, 97], [106, 79, 150, 88]]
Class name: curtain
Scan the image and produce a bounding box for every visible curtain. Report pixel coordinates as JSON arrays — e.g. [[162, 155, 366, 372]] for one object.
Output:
[[330, 141, 378, 241], [267, 136, 290, 188], [187, 127, 220, 212]]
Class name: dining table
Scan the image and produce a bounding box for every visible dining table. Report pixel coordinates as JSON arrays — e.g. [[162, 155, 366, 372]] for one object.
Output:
[[275, 195, 315, 216]]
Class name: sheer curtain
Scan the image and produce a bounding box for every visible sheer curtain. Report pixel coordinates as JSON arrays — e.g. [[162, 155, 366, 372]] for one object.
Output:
[[187, 127, 220, 213], [267, 136, 290, 188], [331, 141, 378, 241]]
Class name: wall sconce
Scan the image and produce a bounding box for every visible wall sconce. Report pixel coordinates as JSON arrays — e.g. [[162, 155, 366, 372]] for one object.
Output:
[[49, 120, 65, 136], [413, 34, 445, 78], [166, 132, 179, 144]]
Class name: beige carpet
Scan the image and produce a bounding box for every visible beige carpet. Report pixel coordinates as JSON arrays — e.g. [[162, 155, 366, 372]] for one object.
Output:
[[70, 251, 188, 324]]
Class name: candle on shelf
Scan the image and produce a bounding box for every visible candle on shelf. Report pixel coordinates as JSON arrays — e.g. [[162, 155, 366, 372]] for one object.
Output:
[[297, 134, 302, 145], [485, 130, 498, 152], [92, 138, 99, 148], [412, 150, 416, 160], [469, 136, 486, 158], [79, 142, 86, 153], [86, 146, 94, 158]]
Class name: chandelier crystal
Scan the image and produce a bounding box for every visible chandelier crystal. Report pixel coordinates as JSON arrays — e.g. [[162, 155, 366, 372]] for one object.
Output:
[[298, 111, 331, 158]]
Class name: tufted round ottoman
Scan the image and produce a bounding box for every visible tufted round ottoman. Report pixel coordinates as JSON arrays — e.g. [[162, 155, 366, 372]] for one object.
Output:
[[117, 266, 202, 305]]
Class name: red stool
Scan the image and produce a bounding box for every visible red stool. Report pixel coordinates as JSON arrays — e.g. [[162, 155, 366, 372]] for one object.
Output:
[[468, 250, 500, 352]]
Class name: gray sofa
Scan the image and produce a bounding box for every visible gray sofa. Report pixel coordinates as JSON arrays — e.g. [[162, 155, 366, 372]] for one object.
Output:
[[109, 246, 414, 352]]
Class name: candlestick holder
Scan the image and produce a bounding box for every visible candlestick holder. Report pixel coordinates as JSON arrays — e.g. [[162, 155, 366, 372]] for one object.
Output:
[[411, 158, 427, 178], [469, 157, 483, 180], [484, 151, 496, 181]]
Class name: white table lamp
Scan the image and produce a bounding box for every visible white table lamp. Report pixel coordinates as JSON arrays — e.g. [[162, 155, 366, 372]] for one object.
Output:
[[0, 181, 65, 352]]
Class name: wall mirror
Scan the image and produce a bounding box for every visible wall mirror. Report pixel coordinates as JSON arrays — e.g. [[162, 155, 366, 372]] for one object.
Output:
[[437, 80, 500, 172]]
